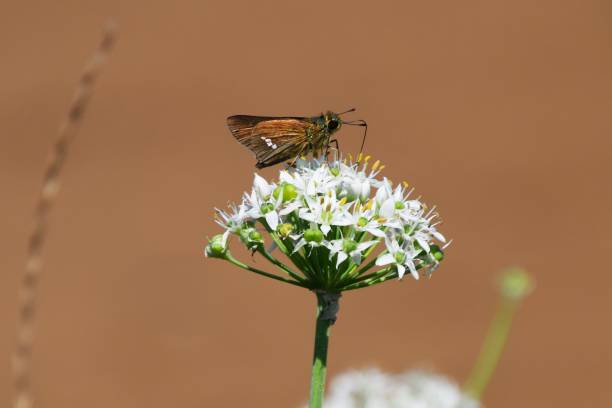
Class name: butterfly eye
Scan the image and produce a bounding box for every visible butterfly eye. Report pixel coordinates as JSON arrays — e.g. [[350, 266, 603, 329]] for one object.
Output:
[[328, 120, 339, 131]]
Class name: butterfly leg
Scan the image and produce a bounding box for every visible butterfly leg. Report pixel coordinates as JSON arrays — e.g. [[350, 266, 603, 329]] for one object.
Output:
[[323, 138, 340, 161], [329, 139, 339, 152]]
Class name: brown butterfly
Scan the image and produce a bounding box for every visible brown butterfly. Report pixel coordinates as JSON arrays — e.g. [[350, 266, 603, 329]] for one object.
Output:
[[227, 109, 367, 168]]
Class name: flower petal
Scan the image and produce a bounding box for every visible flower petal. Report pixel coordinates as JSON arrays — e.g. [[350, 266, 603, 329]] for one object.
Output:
[[321, 224, 331, 236], [379, 198, 395, 218], [396, 264, 406, 279], [336, 252, 348, 267], [376, 253, 394, 266], [265, 211, 279, 231]]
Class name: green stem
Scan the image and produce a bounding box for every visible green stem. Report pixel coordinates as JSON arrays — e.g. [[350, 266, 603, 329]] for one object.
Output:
[[342, 269, 397, 291], [309, 291, 340, 408], [256, 246, 308, 284], [225, 253, 305, 288], [463, 298, 518, 399]]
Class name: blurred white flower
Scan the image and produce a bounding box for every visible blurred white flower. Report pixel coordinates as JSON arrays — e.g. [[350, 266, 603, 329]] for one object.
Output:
[[313, 369, 479, 408]]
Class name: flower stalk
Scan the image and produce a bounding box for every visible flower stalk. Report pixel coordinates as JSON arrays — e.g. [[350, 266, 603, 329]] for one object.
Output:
[[463, 267, 534, 400], [309, 291, 341, 408]]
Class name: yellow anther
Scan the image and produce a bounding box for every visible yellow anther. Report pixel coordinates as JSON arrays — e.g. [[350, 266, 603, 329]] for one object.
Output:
[[402, 181, 410, 189], [357, 152, 363, 162], [338, 197, 348, 206], [379, 165, 386, 171], [372, 160, 380, 171], [377, 217, 387, 223], [348, 153, 353, 162], [365, 155, 371, 163]]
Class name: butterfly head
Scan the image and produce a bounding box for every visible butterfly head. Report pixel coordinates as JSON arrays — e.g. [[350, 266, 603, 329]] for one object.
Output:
[[324, 111, 342, 134]]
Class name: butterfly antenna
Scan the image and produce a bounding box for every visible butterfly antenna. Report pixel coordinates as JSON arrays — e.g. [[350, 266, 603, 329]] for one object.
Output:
[[338, 107, 356, 116], [342, 119, 368, 154]]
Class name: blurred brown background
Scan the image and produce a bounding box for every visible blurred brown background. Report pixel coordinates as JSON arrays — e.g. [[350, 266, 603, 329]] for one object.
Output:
[[1, 0, 611, 406]]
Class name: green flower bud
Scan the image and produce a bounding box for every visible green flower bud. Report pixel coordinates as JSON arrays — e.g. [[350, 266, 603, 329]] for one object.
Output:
[[394, 201, 405, 210], [330, 167, 341, 177], [430, 245, 444, 261], [273, 183, 298, 202], [277, 223, 294, 238], [248, 230, 263, 242], [205, 235, 227, 258], [238, 228, 250, 242], [304, 228, 324, 243], [342, 239, 358, 253]]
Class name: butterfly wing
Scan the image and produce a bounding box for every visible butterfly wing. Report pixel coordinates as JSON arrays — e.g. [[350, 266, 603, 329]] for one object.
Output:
[[227, 115, 314, 168]]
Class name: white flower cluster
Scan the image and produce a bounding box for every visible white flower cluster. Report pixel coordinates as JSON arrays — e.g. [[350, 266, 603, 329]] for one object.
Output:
[[209, 155, 447, 290], [311, 369, 479, 408]]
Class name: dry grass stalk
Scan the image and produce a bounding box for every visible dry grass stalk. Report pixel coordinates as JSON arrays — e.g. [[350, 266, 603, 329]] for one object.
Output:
[[13, 22, 117, 408]]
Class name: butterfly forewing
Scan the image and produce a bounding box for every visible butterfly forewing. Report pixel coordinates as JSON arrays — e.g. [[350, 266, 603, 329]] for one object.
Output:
[[227, 115, 315, 168]]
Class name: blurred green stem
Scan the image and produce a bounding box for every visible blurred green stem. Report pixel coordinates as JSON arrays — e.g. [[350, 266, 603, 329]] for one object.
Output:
[[463, 297, 518, 400], [309, 291, 338, 408]]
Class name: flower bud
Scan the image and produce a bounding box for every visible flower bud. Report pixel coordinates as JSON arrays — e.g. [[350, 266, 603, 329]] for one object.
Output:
[[429, 245, 444, 261], [330, 167, 341, 177], [248, 230, 263, 243], [342, 239, 358, 253], [205, 234, 227, 258], [304, 228, 324, 243], [273, 183, 298, 202]]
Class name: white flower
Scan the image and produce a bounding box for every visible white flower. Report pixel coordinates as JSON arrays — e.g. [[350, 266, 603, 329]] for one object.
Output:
[[375, 233, 419, 280], [350, 203, 386, 238], [312, 369, 479, 408], [298, 190, 353, 236], [253, 173, 274, 198], [325, 235, 378, 267], [245, 175, 283, 231], [378, 184, 420, 228], [215, 203, 250, 246], [209, 154, 449, 289]]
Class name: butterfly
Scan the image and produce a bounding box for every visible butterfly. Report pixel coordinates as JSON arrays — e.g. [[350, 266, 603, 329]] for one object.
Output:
[[227, 108, 367, 168]]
